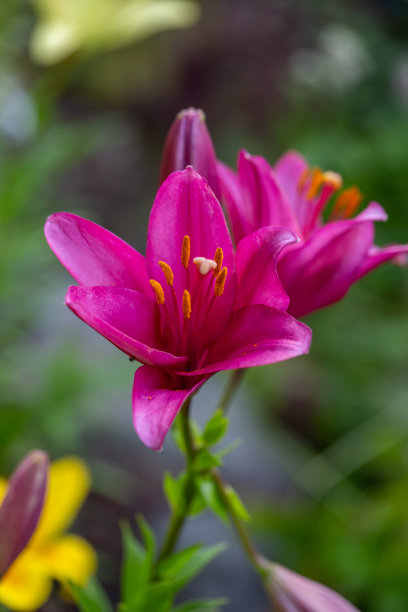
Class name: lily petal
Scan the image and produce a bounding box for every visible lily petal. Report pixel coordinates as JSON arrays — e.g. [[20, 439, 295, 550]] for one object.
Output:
[[217, 160, 253, 244], [132, 366, 206, 450], [32, 457, 90, 544], [274, 150, 309, 213], [270, 564, 360, 612], [66, 286, 187, 368], [238, 151, 300, 234], [0, 451, 48, 578], [278, 204, 383, 318], [45, 213, 150, 293], [34, 534, 97, 586], [353, 243, 408, 281], [185, 305, 311, 375], [146, 168, 236, 343], [0, 559, 52, 611], [159, 107, 221, 200], [235, 226, 298, 312]]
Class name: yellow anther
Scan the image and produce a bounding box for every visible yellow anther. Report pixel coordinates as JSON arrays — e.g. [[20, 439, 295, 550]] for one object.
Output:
[[321, 171, 342, 191], [214, 267, 228, 297], [332, 186, 363, 219], [307, 168, 324, 199], [182, 289, 192, 319], [213, 247, 224, 276], [297, 167, 309, 192], [181, 235, 191, 269], [159, 261, 174, 287], [149, 279, 165, 304]]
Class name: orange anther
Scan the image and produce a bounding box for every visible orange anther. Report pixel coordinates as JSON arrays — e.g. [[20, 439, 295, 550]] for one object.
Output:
[[181, 235, 191, 269], [213, 247, 223, 276], [307, 168, 324, 199], [297, 167, 309, 192], [214, 267, 228, 297], [159, 261, 174, 287], [182, 289, 192, 319], [332, 186, 363, 219], [149, 279, 165, 304]]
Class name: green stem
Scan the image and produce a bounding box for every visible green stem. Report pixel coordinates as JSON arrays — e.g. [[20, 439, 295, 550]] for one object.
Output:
[[217, 369, 246, 414], [210, 469, 268, 577], [156, 400, 196, 563]]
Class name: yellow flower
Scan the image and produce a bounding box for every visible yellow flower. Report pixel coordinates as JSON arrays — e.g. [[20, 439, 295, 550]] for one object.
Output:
[[0, 457, 96, 611], [29, 0, 201, 66]]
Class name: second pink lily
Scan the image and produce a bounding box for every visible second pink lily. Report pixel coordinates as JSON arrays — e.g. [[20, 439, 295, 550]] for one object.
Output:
[[45, 168, 311, 450]]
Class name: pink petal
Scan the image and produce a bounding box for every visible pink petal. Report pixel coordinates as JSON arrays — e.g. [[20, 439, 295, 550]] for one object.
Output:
[[235, 226, 298, 312], [353, 242, 408, 281], [146, 168, 236, 344], [271, 564, 360, 612], [278, 207, 380, 318], [0, 451, 48, 577], [217, 160, 253, 244], [66, 286, 187, 368], [159, 108, 221, 200], [45, 213, 150, 293], [132, 366, 207, 450], [274, 150, 309, 211], [238, 151, 300, 234], [183, 305, 311, 375]]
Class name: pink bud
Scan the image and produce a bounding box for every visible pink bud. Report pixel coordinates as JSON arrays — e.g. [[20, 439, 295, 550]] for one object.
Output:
[[269, 563, 361, 612], [0, 450, 49, 577], [159, 107, 221, 199]]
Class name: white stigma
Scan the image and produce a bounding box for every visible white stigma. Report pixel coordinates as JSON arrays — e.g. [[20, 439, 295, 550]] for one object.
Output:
[[193, 257, 217, 275]]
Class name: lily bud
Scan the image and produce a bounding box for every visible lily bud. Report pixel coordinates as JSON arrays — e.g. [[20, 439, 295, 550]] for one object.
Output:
[[0, 450, 49, 578], [267, 563, 360, 611], [159, 107, 221, 199]]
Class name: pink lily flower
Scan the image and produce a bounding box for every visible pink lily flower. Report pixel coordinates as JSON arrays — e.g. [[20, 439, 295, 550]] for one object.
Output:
[[0, 451, 49, 578], [268, 563, 360, 612], [45, 168, 311, 450], [218, 150, 408, 318]]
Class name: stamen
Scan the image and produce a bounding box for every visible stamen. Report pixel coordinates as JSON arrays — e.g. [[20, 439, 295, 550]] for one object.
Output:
[[193, 256, 217, 275], [332, 186, 363, 219], [307, 168, 324, 199], [321, 171, 342, 191], [214, 267, 228, 297], [213, 247, 223, 276], [159, 261, 174, 287], [149, 279, 165, 304], [182, 289, 192, 319], [181, 235, 191, 269], [297, 167, 309, 192]]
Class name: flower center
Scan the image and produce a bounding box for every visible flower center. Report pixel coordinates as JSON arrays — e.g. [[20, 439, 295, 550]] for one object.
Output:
[[148, 235, 228, 359]]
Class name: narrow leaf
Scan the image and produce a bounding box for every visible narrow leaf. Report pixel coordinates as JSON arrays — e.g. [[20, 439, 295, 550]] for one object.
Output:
[[120, 521, 148, 603], [69, 577, 113, 612], [202, 411, 229, 446], [173, 598, 228, 612]]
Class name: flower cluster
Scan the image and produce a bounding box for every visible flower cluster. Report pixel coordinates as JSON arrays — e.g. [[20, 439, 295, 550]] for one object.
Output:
[[44, 107, 408, 612]]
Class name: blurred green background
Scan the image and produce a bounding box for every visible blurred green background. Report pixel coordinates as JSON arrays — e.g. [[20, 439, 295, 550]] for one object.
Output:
[[1, 0, 408, 610]]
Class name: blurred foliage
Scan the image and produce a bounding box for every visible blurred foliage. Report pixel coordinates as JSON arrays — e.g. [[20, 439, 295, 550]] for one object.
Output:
[[0, 0, 408, 610]]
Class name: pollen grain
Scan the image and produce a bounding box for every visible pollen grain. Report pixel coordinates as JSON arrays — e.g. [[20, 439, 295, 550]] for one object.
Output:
[[181, 235, 191, 268]]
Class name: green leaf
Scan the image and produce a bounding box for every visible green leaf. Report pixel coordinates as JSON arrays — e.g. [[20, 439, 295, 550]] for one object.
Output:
[[173, 598, 228, 612], [224, 486, 251, 523], [69, 577, 113, 612], [196, 476, 229, 524], [193, 449, 222, 473], [120, 521, 149, 604], [127, 581, 174, 612], [164, 471, 183, 512], [162, 542, 228, 590], [215, 438, 242, 460], [202, 411, 229, 446], [158, 545, 202, 578], [134, 515, 156, 579]]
